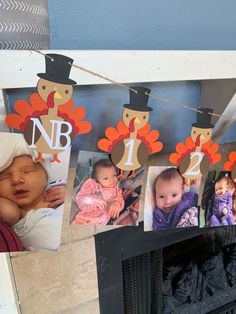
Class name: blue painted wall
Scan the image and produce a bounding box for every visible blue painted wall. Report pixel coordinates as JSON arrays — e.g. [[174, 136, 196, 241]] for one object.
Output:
[[48, 0, 236, 50], [46, 0, 236, 145], [221, 123, 236, 144]]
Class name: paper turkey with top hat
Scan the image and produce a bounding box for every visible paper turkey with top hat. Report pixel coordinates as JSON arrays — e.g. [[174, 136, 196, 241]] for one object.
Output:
[[5, 53, 92, 162], [98, 86, 163, 177], [169, 107, 221, 180]]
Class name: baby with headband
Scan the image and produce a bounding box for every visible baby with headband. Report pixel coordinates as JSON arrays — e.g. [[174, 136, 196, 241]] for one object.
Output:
[[73, 159, 124, 225], [209, 175, 235, 226], [0, 133, 66, 251]]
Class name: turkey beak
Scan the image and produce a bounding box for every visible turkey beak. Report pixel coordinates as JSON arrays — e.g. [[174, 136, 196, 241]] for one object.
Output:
[[200, 134, 205, 141], [135, 117, 141, 125], [54, 92, 63, 100]]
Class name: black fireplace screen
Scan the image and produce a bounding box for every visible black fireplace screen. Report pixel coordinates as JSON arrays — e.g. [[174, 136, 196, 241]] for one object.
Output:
[[95, 225, 236, 314], [123, 250, 162, 314]]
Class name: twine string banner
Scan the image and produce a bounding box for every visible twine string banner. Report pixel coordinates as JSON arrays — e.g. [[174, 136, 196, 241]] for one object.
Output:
[[69, 62, 137, 94], [144, 92, 202, 113], [33, 49, 54, 62], [32, 50, 236, 122]]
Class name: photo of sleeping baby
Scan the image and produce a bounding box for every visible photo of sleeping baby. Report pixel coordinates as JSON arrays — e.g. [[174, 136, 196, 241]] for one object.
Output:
[[0, 132, 69, 252], [144, 166, 200, 231], [70, 150, 144, 225], [201, 171, 236, 227]]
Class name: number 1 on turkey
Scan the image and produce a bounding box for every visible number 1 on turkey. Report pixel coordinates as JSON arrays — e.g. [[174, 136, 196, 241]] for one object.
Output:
[[98, 86, 163, 178]]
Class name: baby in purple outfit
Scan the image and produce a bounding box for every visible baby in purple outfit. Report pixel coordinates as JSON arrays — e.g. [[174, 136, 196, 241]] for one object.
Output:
[[152, 168, 198, 230], [209, 176, 235, 226]]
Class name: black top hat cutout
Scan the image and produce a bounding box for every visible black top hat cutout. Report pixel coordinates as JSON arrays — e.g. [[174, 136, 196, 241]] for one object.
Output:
[[192, 107, 215, 129], [123, 86, 153, 112], [37, 53, 77, 85]]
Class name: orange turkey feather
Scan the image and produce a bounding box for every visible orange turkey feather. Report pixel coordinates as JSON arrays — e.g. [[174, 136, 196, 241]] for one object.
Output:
[[169, 137, 221, 165], [58, 99, 92, 135], [137, 124, 163, 153], [145, 129, 160, 142], [5, 114, 25, 130], [169, 152, 181, 165], [169, 137, 195, 165], [5, 93, 92, 136], [98, 121, 163, 154], [97, 138, 113, 153], [105, 127, 120, 141], [98, 121, 130, 152], [29, 93, 49, 112], [117, 120, 129, 135], [224, 151, 236, 171], [202, 140, 221, 164], [5, 93, 48, 130], [176, 142, 188, 154], [138, 123, 150, 135], [58, 98, 74, 112], [14, 100, 34, 116], [151, 141, 164, 153]]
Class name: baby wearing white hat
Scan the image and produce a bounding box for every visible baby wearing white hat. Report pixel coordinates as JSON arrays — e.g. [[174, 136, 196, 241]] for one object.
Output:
[[0, 133, 66, 251]]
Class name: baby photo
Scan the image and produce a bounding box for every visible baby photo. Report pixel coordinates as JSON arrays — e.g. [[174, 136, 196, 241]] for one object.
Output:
[[144, 166, 200, 231], [0, 132, 70, 252], [201, 170, 236, 227], [70, 150, 144, 225]]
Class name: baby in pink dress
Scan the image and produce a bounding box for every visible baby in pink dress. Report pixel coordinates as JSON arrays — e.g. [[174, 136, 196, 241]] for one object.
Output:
[[73, 159, 124, 225]]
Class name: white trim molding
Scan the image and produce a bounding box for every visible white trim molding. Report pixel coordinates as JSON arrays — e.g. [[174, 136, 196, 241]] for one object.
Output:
[[0, 254, 20, 314], [0, 50, 236, 89]]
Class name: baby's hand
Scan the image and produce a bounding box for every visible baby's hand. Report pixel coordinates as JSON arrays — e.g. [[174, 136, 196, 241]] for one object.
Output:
[[44, 185, 66, 208], [95, 199, 107, 211], [222, 207, 228, 216], [108, 200, 121, 219]]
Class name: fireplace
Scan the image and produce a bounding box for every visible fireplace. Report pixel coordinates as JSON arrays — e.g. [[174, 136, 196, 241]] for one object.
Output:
[[95, 225, 236, 314]]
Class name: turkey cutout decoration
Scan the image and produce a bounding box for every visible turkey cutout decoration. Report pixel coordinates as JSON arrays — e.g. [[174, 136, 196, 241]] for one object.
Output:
[[169, 108, 221, 180], [5, 53, 92, 162], [98, 86, 163, 177], [224, 152, 236, 182]]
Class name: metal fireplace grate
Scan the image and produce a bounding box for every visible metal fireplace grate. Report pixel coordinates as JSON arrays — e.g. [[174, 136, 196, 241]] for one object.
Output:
[[122, 228, 236, 314], [162, 229, 236, 314], [122, 250, 162, 314]]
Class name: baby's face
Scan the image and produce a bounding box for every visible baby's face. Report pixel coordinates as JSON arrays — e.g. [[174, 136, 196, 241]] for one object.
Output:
[[0, 155, 47, 210], [96, 166, 118, 188], [215, 180, 228, 197], [155, 176, 184, 213]]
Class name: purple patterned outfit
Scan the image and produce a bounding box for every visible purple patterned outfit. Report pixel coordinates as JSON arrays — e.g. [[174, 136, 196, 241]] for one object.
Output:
[[209, 192, 234, 226], [152, 192, 198, 230]]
